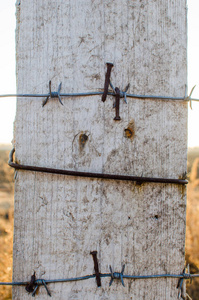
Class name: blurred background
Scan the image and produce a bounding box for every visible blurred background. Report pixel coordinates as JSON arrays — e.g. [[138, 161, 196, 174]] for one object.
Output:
[[0, 1, 199, 299]]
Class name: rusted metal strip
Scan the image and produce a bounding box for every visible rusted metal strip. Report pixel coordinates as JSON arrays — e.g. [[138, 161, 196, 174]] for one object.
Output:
[[101, 63, 114, 102], [25, 272, 36, 293], [114, 87, 121, 120], [90, 251, 101, 287], [8, 149, 188, 185]]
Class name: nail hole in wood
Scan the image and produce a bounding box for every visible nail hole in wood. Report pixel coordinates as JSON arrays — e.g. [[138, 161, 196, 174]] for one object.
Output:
[[124, 120, 135, 139]]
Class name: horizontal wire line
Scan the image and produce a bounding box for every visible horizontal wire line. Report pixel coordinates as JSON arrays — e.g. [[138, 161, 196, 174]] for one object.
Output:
[[0, 273, 199, 286], [0, 91, 198, 102], [8, 148, 188, 185]]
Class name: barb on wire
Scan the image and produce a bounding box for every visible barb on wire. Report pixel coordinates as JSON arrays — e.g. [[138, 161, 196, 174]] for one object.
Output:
[[32, 279, 51, 297], [110, 81, 130, 105], [25, 272, 51, 297], [123, 83, 130, 104], [177, 265, 192, 299], [42, 81, 63, 107], [185, 85, 196, 109], [109, 265, 125, 287]]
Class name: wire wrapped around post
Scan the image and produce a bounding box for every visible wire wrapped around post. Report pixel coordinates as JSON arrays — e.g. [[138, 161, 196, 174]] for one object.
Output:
[[0, 264, 198, 298], [8, 148, 188, 185]]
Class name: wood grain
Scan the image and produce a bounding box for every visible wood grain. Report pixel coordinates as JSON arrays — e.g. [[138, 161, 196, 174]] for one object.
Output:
[[13, 1, 187, 299]]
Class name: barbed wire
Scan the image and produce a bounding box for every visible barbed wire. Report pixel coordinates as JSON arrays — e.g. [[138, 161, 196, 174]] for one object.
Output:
[[1, 64, 197, 299], [0, 86, 198, 102], [0, 265, 198, 298], [0, 63, 197, 120], [0, 63, 198, 108]]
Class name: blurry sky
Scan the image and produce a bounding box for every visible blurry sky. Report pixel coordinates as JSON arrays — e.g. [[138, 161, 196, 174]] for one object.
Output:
[[0, 0, 199, 147], [0, 0, 16, 144], [187, 0, 199, 147]]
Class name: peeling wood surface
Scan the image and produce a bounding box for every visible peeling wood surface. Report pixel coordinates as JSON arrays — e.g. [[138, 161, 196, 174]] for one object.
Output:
[[13, 0, 187, 299]]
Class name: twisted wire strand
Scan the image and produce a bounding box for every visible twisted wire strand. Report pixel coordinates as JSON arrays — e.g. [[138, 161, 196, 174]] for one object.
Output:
[[1, 272, 199, 286], [0, 91, 198, 102]]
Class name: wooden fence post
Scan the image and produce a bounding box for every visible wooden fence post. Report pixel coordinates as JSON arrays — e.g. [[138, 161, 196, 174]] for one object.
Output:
[[13, 1, 187, 299]]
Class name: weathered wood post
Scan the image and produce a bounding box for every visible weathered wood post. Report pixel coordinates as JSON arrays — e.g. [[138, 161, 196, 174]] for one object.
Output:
[[13, 0, 187, 299]]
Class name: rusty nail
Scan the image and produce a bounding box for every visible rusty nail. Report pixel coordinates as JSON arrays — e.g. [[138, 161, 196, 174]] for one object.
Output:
[[90, 251, 101, 287], [25, 272, 36, 293], [114, 87, 121, 120], [101, 63, 114, 102]]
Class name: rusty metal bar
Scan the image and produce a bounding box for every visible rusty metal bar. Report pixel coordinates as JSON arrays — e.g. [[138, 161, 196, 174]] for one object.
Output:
[[114, 87, 121, 120], [101, 62, 114, 102], [8, 149, 188, 185], [90, 251, 101, 287]]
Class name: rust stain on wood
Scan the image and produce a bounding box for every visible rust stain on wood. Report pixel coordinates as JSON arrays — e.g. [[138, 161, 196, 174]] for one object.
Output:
[[124, 120, 135, 139], [79, 133, 89, 151]]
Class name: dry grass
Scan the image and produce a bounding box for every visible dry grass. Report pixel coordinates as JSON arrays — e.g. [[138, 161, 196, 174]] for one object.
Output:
[[0, 146, 199, 299], [0, 146, 14, 300], [186, 152, 199, 299], [189, 158, 199, 183], [0, 191, 13, 300]]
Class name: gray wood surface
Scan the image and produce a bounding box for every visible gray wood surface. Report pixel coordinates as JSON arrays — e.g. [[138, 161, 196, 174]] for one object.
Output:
[[13, 1, 187, 299]]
